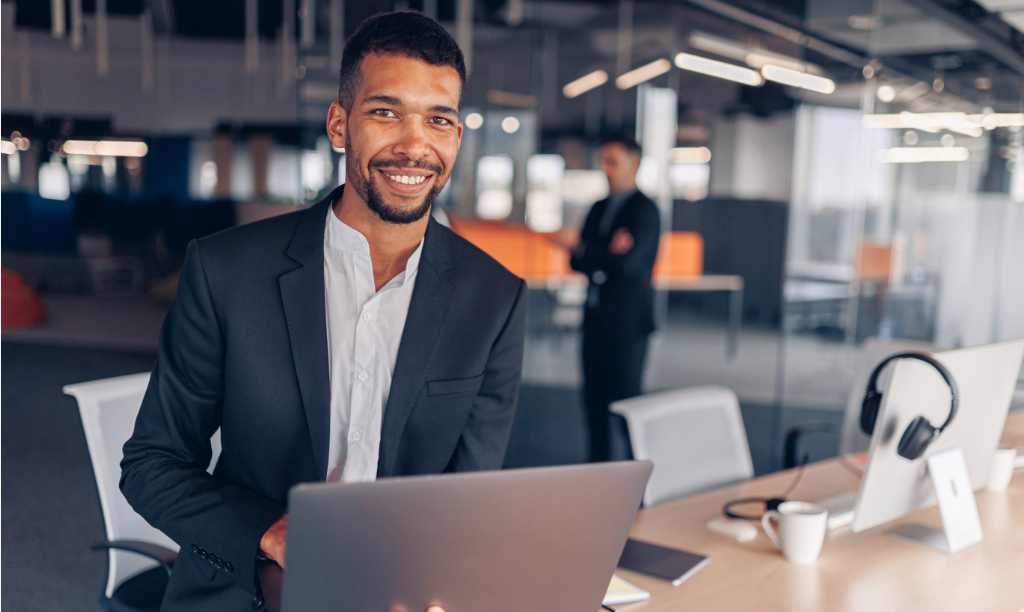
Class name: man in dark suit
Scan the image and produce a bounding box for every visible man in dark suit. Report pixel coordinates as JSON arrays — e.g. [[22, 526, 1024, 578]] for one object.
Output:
[[120, 12, 525, 612], [570, 135, 660, 462]]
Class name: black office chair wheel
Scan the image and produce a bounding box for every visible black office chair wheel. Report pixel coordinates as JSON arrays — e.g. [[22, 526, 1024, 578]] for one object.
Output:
[[100, 566, 169, 612]]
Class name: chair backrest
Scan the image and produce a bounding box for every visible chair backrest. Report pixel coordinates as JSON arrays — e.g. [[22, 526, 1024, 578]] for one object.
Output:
[[611, 386, 752, 506], [837, 337, 935, 455], [64, 373, 222, 598]]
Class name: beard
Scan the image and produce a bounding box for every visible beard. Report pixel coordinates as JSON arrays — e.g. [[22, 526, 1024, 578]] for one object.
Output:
[[345, 133, 448, 225]]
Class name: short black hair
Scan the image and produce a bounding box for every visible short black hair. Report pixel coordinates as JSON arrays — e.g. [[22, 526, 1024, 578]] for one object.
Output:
[[601, 133, 642, 156], [338, 11, 467, 111]]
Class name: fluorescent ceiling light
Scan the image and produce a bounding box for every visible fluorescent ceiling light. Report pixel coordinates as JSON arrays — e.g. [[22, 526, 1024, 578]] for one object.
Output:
[[615, 59, 672, 90], [761, 65, 835, 94], [1, 140, 16, 155], [688, 31, 821, 75], [563, 70, 608, 98], [670, 147, 711, 163], [745, 53, 808, 73], [879, 147, 970, 163], [675, 53, 763, 86], [860, 112, 1019, 137], [62, 140, 149, 157]]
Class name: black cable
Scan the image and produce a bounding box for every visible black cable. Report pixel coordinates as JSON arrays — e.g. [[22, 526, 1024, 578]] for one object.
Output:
[[602, 605, 616, 611], [722, 453, 809, 520], [780, 453, 809, 498]]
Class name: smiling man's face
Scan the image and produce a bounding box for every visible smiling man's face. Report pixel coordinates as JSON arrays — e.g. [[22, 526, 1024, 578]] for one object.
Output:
[[327, 53, 463, 225]]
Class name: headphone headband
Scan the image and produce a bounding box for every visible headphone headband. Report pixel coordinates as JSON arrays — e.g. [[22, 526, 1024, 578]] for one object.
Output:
[[865, 352, 959, 432]]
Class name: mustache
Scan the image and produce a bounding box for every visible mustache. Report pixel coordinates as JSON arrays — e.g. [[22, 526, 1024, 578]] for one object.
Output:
[[368, 158, 443, 175]]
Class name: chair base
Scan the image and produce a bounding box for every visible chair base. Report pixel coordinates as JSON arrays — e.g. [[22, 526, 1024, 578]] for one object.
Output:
[[100, 567, 168, 612]]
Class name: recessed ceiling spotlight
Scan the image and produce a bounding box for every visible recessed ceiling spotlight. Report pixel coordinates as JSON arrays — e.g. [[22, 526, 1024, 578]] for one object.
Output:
[[501, 116, 520, 134], [464, 113, 484, 130], [876, 85, 896, 102]]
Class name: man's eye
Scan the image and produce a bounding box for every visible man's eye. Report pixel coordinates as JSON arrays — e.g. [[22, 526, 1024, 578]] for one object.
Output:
[[429, 117, 452, 125], [373, 109, 397, 118]]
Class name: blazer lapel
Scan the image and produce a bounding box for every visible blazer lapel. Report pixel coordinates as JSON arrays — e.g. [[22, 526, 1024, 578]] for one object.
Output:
[[279, 188, 339, 481], [378, 217, 456, 476]]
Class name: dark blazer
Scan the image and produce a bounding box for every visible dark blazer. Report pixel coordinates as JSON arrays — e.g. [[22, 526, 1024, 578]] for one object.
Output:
[[570, 190, 660, 340], [120, 186, 527, 611]]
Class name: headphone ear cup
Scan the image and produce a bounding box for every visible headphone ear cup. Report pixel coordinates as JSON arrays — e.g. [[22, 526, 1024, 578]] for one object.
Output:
[[897, 416, 937, 460], [860, 392, 882, 435]]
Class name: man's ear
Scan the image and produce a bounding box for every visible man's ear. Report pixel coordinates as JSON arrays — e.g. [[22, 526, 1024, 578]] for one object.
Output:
[[326, 102, 348, 151]]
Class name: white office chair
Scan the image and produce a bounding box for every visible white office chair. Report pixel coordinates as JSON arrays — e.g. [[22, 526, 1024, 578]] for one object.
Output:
[[611, 386, 753, 506], [64, 373, 221, 610]]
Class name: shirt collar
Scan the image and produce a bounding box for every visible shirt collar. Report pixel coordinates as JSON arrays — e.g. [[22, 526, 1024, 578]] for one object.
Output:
[[325, 203, 425, 284]]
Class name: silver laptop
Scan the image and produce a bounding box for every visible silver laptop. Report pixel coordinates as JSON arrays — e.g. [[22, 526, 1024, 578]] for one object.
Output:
[[281, 461, 653, 612]]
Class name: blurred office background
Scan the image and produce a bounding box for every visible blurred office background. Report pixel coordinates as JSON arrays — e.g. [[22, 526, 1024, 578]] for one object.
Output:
[[3, 0, 1024, 608]]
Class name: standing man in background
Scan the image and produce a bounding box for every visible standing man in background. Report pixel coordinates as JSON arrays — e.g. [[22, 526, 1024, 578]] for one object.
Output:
[[570, 134, 660, 462]]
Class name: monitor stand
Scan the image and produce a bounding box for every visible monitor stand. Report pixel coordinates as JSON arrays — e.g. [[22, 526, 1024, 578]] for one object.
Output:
[[884, 447, 983, 554]]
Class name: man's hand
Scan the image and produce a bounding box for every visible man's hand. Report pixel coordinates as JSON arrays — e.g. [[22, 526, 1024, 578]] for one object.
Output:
[[260, 514, 288, 568], [608, 228, 634, 255]]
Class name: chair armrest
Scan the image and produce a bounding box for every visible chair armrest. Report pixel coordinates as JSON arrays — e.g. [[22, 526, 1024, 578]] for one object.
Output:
[[257, 560, 283, 612], [91, 539, 177, 575]]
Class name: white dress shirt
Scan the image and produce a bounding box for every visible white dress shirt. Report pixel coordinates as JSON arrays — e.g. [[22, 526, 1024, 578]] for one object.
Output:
[[323, 206, 423, 483]]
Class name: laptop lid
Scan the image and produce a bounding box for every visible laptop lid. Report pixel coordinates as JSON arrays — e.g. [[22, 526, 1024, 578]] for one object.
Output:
[[281, 460, 653, 612]]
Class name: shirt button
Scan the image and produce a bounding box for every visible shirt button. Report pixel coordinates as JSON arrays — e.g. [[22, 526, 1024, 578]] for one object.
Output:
[[362, 312, 372, 321], [352, 431, 362, 442], [357, 371, 368, 382]]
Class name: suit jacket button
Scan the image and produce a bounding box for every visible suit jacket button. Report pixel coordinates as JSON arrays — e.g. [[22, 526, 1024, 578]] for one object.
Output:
[[200, 550, 208, 560], [192, 545, 199, 554], [214, 557, 223, 569], [253, 596, 264, 609], [224, 561, 234, 573]]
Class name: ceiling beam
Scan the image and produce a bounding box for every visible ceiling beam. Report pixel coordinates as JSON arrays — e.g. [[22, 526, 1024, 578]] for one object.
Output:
[[901, 0, 1024, 76]]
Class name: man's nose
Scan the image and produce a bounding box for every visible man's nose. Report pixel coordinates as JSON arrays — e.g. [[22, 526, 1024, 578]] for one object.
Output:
[[392, 118, 431, 161]]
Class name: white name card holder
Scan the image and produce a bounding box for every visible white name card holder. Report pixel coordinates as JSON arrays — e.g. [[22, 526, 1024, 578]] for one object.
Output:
[[886, 447, 984, 554]]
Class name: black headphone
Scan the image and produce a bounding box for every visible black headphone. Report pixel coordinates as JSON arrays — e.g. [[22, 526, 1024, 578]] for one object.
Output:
[[859, 351, 959, 461]]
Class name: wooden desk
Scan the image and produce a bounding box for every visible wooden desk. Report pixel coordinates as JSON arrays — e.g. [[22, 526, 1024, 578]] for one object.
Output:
[[260, 411, 1024, 612], [613, 410, 1024, 612]]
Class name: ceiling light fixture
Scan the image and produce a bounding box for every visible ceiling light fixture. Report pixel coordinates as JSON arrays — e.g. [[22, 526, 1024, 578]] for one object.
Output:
[[761, 65, 835, 94], [860, 112, 1023, 137], [501, 116, 520, 134], [615, 59, 672, 90], [675, 53, 763, 86], [62, 140, 149, 157], [879, 147, 970, 163], [464, 112, 484, 130], [562, 70, 608, 99]]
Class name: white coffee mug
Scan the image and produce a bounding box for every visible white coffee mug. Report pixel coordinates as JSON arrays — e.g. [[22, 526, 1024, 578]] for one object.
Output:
[[986, 446, 1017, 492], [761, 501, 828, 565]]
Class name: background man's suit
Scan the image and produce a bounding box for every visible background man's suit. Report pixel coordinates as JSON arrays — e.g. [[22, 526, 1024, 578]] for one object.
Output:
[[570, 190, 660, 462], [120, 186, 527, 611]]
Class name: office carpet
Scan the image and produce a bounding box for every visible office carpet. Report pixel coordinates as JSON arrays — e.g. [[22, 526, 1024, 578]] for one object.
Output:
[[2, 342, 157, 612]]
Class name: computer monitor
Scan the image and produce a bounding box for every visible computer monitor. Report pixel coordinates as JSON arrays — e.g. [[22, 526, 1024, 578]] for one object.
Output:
[[851, 339, 1024, 533]]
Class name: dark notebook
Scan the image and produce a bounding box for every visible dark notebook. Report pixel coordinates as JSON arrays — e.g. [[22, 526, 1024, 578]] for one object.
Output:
[[616, 539, 710, 586]]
